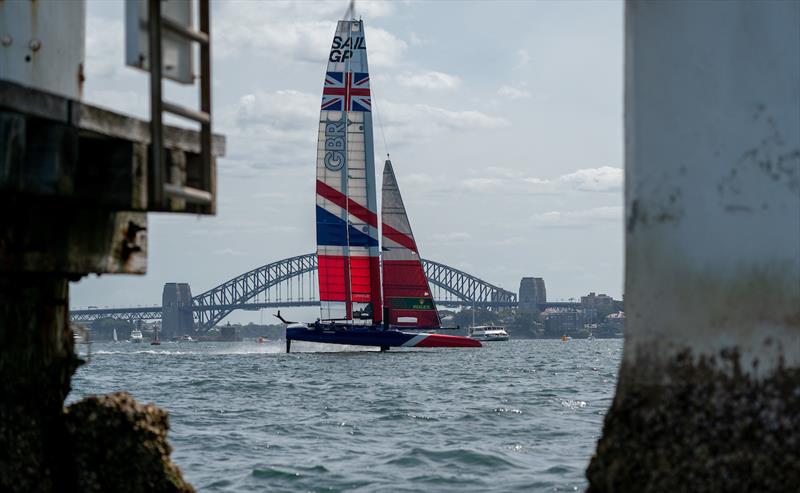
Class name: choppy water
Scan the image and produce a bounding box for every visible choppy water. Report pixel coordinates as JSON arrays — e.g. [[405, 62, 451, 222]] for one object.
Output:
[[69, 339, 622, 492]]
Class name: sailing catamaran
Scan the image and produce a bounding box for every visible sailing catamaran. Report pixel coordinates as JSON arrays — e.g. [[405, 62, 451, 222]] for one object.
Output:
[[283, 16, 479, 352]]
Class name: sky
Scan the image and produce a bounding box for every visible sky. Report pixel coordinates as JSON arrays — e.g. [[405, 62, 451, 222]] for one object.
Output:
[[72, 0, 624, 323]]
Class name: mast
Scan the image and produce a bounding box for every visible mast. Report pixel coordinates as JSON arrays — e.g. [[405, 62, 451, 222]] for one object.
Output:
[[315, 18, 382, 323], [381, 160, 441, 329]]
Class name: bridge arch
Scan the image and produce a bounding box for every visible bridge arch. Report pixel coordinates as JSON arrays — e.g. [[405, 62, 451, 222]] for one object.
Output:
[[191, 253, 516, 332]]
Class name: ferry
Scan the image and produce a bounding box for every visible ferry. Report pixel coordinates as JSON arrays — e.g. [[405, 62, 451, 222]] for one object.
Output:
[[468, 325, 510, 342], [130, 329, 143, 343]]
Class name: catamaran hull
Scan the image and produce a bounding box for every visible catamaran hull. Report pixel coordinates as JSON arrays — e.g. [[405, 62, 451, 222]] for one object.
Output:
[[286, 326, 481, 350]]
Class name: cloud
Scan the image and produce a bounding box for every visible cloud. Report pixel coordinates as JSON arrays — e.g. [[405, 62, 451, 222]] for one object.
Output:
[[235, 90, 319, 128], [215, 90, 319, 170], [558, 166, 623, 192], [460, 178, 505, 192], [380, 101, 509, 145], [365, 27, 409, 68], [432, 232, 472, 243], [397, 71, 461, 90], [213, 248, 244, 256], [515, 48, 531, 68], [457, 166, 623, 194], [85, 16, 127, 81], [531, 206, 623, 228], [498, 85, 531, 99], [218, 89, 507, 173], [214, 3, 407, 67]]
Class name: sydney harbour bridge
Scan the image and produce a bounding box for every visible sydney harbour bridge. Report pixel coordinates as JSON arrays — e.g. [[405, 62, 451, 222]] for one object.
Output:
[[69, 253, 559, 336]]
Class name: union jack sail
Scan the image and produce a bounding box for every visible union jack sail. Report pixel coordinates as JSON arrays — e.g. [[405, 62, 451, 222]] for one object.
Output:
[[315, 20, 381, 323]]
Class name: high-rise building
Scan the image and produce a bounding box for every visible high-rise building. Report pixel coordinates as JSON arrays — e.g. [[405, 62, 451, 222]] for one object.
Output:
[[519, 277, 547, 312]]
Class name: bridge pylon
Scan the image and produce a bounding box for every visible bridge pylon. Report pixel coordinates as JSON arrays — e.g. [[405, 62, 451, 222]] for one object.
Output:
[[162, 283, 195, 338]]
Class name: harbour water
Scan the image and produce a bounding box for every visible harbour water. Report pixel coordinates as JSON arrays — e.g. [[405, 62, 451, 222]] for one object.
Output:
[[69, 339, 622, 492]]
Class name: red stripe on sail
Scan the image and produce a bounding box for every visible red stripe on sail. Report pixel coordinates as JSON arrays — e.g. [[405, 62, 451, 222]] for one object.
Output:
[[381, 224, 418, 253], [383, 259, 438, 328], [382, 260, 430, 297], [319, 255, 382, 321], [369, 256, 383, 323], [349, 256, 373, 303], [318, 255, 348, 301], [317, 180, 417, 253], [317, 180, 377, 228]]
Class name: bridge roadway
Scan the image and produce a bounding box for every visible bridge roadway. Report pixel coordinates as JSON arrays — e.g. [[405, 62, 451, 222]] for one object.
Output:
[[70, 253, 576, 332]]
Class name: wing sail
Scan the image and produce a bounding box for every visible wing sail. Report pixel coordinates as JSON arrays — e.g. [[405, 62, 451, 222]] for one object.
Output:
[[381, 160, 441, 328], [316, 20, 382, 323]]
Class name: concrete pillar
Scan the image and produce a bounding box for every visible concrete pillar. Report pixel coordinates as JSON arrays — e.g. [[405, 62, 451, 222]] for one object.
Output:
[[519, 277, 546, 312], [588, 2, 800, 490], [0, 274, 78, 492]]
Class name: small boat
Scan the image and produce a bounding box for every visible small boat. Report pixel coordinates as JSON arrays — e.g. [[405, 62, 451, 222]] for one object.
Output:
[[283, 13, 479, 353], [151, 325, 161, 346], [561, 334, 572, 342], [468, 325, 510, 342], [257, 336, 267, 344], [112, 328, 118, 343], [130, 328, 143, 343], [178, 335, 194, 343]]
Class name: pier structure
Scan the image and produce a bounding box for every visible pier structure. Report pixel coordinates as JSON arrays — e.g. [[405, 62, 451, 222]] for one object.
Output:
[[0, 1, 223, 491], [588, 2, 800, 490]]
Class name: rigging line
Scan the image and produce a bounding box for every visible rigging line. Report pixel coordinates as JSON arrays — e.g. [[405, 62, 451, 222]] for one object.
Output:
[[344, 0, 356, 20], [370, 77, 391, 160]]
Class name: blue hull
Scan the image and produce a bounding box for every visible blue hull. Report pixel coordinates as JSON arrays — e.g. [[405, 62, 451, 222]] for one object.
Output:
[[287, 325, 415, 347], [285, 324, 481, 351]]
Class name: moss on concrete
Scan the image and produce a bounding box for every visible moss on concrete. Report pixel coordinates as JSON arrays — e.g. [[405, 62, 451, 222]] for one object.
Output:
[[587, 349, 800, 492]]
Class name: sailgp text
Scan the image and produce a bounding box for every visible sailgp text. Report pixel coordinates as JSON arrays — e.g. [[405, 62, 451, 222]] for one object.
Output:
[[329, 36, 365, 63]]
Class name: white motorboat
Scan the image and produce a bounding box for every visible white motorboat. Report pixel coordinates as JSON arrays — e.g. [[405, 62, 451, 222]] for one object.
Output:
[[468, 325, 510, 342], [130, 328, 143, 343]]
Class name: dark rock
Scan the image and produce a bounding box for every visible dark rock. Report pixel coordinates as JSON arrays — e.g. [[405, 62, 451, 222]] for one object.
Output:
[[64, 392, 194, 493]]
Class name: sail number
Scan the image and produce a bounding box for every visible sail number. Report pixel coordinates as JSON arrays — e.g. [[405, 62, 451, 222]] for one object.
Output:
[[329, 36, 365, 63], [323, 112, 346, 171]]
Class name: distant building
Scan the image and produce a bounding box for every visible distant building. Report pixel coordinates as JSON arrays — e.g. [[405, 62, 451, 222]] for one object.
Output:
[[519, 277, 547, 312], [581, 292, 616, 316], [543, 308, 580, 335]]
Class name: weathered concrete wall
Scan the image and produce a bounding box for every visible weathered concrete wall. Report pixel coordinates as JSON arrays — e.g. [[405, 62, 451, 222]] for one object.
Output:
[[588, 1, 800, 490]]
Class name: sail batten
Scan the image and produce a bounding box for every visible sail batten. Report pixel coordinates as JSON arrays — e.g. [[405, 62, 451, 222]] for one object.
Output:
[[316, 20, 382, 323], [381, 160, 441, 328]]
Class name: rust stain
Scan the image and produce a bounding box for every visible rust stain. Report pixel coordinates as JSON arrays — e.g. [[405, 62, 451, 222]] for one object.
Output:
[[120, 219, 146, 273], [77, 62, 85, 99]]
